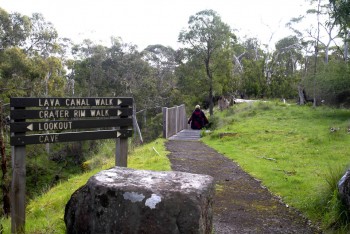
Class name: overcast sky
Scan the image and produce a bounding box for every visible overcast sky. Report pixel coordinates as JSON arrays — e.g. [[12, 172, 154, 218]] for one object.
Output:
[[1, 0, 309, 50]]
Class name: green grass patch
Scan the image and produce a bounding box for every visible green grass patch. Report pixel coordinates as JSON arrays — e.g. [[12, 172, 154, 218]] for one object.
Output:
[[202, 101, 350, 232], [0, 138, 170, 234]]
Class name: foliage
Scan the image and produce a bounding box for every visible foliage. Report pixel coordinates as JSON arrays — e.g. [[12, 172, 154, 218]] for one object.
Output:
[[314, 165, 350, 231], [0, 8, 31, 50], [329, 0, 350, 30], [178, 9, 236, 115], [303, 59, 350, 106], [240, 58, 266, 98], [202, 101, 350, 232]]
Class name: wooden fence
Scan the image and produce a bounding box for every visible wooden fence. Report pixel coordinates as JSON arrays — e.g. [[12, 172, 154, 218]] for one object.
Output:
[[162, 104, 188, 138]]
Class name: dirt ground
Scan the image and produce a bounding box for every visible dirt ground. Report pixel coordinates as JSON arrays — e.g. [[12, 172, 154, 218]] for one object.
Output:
[[166, 140, 321, 234]]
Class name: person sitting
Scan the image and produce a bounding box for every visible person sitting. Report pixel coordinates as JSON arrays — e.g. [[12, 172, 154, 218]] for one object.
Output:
[[188, 105, 209, 130]]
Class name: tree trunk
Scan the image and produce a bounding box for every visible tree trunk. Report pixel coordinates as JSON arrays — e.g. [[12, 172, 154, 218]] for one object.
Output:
[[344, 30, 349, 61], [313, 0, 321, 108], [209, 83, 213, 116], [205, 58, 214, 116], [298, 85, 306, 105], [0, 101, 11, 217]]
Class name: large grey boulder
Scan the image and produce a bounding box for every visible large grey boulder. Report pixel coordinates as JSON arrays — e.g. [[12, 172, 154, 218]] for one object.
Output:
[[64, 167, 214, 234]]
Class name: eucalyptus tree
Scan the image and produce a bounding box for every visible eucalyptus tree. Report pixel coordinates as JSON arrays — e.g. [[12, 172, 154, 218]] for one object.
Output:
[[329, 0, 350, 60], [103, 38, 153, 109], [30, 56, 66, 97], [234, 38, 267, 98], [142, 44, 178, 107], [25, 13, 59, 58], [0, 47, 31, 101], [72, 39, 109, 96], [178, 9, 236, 115], [0, 8, 31, 50], [240, 58, 266, 98], [287, 0, 342, 106], [268, 36, 302, 99], [288, 0, 339, 64], [329, 0, 350, 28], [0, 8, 67, 100], [176, 48, 210, 107]]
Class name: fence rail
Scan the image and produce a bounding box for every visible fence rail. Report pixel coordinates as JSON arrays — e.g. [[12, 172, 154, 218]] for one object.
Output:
[[162, 104, 188, 139]]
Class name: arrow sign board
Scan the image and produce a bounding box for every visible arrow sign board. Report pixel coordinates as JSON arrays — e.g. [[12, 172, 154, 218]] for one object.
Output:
[[11, 129, 132, 146], [10, 96, 134, 145], [10, 97, 133, 108], [10, 118, 133, 133], [11, 107, 132, 120], [10, 96, 134, 234]]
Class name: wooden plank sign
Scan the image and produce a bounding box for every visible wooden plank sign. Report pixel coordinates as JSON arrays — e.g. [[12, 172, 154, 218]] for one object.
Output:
[[11, 107, 132, 119], [10, 97, 133, 145], [10, 118, 133, 133], [10, 97, 133, 108], [11, 129, 133, 145]]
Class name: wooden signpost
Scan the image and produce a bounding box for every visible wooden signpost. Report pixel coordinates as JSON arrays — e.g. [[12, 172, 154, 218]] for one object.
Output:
[[10, 97, 133, 233]]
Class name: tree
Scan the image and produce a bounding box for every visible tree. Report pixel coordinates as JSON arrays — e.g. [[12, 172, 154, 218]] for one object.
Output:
[[178, 9, 236, 115], [329, 0, 350, 60], [329, 0, 350, 29], [25, 13, 59, 57], [72, 39, 109, 96], [0, 47, 31, 101], [241, 58, 266, 98], [0, 8, 31, 50], [142, 44, 178, 107], [267, 36, 302, 99]]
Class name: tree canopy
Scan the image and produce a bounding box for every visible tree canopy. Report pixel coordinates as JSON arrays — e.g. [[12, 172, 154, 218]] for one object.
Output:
[[178, 9, 236, 115]]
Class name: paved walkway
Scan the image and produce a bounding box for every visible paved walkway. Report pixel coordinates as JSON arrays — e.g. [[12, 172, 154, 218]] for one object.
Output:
[[166, 131, 319, 233]]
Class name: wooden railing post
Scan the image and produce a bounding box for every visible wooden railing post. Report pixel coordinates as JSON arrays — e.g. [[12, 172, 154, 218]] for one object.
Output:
[[163, 105, 188, 139], [162, 107, 168, 138]]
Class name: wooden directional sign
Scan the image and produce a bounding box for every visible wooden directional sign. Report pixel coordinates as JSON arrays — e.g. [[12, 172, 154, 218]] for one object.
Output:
[[10, 97, 134, 146], [11, 129, 132, 146], [10, 96, 134, 233], [10, 97, 133, 107], [11, 107, 133, 119], [10, 118, 132, 133]]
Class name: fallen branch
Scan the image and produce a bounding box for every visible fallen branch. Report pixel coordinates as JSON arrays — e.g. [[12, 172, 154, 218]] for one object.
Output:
[[219, 132, 238, 138], [256, 156, 277, 162], [152, 147, 161, 157], [274, 169, 297, 176]]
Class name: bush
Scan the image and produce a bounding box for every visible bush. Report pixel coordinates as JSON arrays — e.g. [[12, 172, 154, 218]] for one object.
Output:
[[312, 166, 350, 231]]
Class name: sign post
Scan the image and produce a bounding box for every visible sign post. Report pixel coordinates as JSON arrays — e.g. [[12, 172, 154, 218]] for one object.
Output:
[[11, 107, 26, 233], [10, 97, 133, 233]]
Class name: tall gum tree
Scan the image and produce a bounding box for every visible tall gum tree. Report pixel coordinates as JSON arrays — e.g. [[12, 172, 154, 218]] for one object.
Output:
[[329, 0, 350, 60], [178, 9, 236, 115]]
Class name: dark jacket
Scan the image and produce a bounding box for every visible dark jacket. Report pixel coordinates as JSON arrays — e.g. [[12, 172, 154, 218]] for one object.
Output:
[[188, 109, 209, 130]]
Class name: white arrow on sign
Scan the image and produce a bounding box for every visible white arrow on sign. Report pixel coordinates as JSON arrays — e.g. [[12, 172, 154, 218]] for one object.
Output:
[[117, 99, 122, 105], [27, 124, 33, 131], [117, 110, 122, 116], [117, 131, 121, 138]]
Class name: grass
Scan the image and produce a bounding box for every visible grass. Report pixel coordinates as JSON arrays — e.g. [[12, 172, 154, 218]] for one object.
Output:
[[202, 101, 350, 231], [0, 138, 170, 234], [2, 101, 350, 233]]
